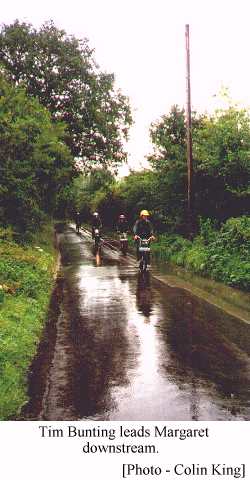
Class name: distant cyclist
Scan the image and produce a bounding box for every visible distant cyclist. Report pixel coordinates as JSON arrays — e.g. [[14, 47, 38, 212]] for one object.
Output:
[[91, 212, 102, 238], [116, 214, 129, 255], [75, 211, 81, 233], [116, 214, 128, 234]]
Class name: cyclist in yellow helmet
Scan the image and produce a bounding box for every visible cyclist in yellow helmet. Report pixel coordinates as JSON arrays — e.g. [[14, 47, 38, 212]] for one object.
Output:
[[133, 210, 155, 261]]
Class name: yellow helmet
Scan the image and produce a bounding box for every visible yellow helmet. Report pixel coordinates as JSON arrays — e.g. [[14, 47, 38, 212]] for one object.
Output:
[[140, 209, 150, 217]]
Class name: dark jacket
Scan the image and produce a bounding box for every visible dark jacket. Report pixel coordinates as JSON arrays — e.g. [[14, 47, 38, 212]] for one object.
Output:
[[92, 217, 102, 229], [75, 213, 81, 226], [133, 218, 153, 238], [116, 219, 128, 233]]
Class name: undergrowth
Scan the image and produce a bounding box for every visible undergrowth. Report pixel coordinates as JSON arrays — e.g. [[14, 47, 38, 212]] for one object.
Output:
[[152, 216, 250, 291], [0, 223, 57, 419]]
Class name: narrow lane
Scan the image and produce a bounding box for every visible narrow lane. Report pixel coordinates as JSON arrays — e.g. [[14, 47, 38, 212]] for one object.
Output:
[[23, 224, 250, 420]]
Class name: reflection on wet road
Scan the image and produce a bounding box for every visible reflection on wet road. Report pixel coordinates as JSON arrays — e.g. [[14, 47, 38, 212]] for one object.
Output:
[[24, 225, 250, 420]]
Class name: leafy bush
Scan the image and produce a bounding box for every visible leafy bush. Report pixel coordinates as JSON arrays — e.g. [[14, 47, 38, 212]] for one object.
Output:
[[198, 217, 219, 245], [214, 216, 250, 254], [152, 216, 250, 291], [153, 234, 191, 257]]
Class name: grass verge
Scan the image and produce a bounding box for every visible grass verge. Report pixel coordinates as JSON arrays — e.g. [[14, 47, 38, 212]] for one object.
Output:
[[0, 223, 57, 419]]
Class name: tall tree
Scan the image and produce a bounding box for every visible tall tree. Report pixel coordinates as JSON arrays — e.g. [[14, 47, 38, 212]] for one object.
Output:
[[194, 107, 250, 220], [0, 76, 74, 231], [148, 105, 250, 229], [147, 106, 195, 232], [148, 105, 187, 172], [0, 20, 132, 170]]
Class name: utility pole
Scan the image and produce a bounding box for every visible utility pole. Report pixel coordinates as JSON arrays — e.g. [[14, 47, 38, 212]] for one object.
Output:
[[185, 24, 194, 236]]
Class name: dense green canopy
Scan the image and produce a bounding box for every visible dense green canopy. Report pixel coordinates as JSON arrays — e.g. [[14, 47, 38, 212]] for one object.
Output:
[[0, 20, 132, 170], [0, 76, 74, 231]]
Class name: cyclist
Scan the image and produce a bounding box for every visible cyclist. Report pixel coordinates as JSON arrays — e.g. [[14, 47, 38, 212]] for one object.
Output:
[[116, 214, 129, 254], [91, 212, 102, 239], [75, 211, 81, 232], [133, 210, 155, 261], [116, 214, 128, 234]]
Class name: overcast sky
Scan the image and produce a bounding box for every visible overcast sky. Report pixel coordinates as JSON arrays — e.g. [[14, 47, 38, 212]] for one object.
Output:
[[2, 0, 250, 171]]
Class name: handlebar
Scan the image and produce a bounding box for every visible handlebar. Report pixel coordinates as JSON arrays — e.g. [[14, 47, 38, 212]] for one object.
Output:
[[134, 235, 155, 241]]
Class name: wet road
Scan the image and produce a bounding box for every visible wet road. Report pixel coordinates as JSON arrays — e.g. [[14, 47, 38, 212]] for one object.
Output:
[[23, 224, 250, 420]]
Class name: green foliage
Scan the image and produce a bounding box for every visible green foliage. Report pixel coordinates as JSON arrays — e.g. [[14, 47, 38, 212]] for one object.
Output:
[[199, 216, 250, 254], [92, 189, 122, 228], [0, 226, 14, 241], [152, 234, 191, 261], [218, 216, 250, 253], [0, 224, 56, 419], [147, 104, 250, 232], [70, 168, 118, 221], [0, 19, 132, 234], [153, 216, 250, 291], [0, 233, 54, 298], [148, 105, 187, 171], [0, 76, 74, 232], [147, 106, 205, 233], [0, 20, 132, 169], [117, 170, 156, 221], [198, 217, 219, 244], [194, 107, 250, 220], [0, 288, 4, 303]]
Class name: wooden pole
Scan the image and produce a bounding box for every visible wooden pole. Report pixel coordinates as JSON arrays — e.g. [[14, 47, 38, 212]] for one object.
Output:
[[185, 24, 194, 235]]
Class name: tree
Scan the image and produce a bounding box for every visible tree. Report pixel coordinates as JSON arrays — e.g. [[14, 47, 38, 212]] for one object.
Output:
[[0, 76, 74, 231], [70, 168, 117, 221], [147, 106, 198, 232], [118, 170, 156, 221], [147, 104, 250, 229], [194, 107, 250, 220], [0, 20, 132, 170], [148, 105, 187, 172]]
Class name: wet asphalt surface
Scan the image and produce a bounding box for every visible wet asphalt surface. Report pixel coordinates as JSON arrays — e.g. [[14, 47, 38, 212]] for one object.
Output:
[[23, 224, 250, 420]]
